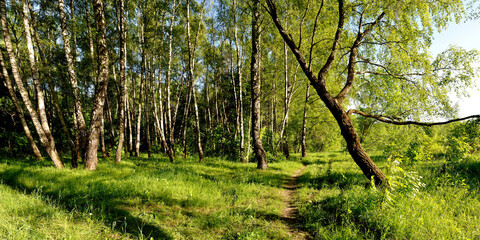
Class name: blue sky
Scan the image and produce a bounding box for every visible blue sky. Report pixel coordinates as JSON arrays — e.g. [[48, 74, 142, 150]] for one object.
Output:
[[430, 20, 480, 117]]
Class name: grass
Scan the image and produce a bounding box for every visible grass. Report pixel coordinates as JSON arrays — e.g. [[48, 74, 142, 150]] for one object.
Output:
[[296, 151, 480, 239], [1, 151, 480, 239], [0, 154, 302, 239]]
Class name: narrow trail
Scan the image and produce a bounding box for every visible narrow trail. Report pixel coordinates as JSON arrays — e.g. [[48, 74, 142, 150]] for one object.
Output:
[[281, 164, 310, 240]]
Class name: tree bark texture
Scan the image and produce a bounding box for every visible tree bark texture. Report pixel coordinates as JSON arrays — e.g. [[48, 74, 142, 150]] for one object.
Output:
[[58, 0, 88, 160], [115, 0, 126, 163], [251, 0, 267, 170], [85, 0, 110, 170], [28, 0, 76, 164]]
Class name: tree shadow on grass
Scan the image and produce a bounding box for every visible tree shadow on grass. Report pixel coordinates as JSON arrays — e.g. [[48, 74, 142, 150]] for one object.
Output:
[[299, 193, 391, 239], [0, 167, 173, 239], [446, 160, 480, 190], [297, 171, 366, 190]]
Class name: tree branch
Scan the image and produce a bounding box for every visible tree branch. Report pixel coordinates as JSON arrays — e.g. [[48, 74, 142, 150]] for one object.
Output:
[[308, 0, 324, 68], [317, 0, 344, 84], [348, 109, 480, 127], [265, 0, 320, 87], [335, 11, 385, 103]]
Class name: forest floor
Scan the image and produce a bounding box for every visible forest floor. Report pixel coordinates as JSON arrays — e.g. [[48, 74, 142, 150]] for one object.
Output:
[[1, 151, 480, 239]]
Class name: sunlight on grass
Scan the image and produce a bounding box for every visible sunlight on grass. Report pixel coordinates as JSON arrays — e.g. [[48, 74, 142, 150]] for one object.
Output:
[[2, 151, 480, 239], [0, 154, 302, 239], [296, 151, 480, 239]]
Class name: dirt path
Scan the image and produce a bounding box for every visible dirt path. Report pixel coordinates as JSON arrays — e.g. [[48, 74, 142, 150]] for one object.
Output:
[[281, 165, 310, 240]]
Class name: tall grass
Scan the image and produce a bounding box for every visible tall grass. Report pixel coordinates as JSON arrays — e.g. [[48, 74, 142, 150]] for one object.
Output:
[[0, 155, 302, 239], [2, 151, 480, 239], [297, 151, 480, 239]]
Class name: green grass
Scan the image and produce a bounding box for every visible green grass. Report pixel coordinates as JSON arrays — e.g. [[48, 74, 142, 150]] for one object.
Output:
[[2, 151, 480, 239], [0, 154, 302, 239], [296, 151, 480, 239]]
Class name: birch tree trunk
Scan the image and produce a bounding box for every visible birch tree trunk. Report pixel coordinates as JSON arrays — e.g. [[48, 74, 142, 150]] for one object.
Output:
[[182, 86, 192, 159], [1, 0, 63, 168], [165, 0, 177, 152], [58, 0, 88, 160], [301, 84, 310, 157], [85, 0, 110, 170], [251, 0, 267, 170], [84, 0, 96, 82], [135, 15, 146, 158], [115, 0, 126, 163], [0, 51, 42, 161], [233, 0, 245, 162], [127, 89, 134, 156], [186, 0, 204, 162], [27, 0, 76, 164]]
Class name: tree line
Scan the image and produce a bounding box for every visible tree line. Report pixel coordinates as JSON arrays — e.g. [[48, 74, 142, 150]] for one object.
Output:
[[0, 0, 478, 186]]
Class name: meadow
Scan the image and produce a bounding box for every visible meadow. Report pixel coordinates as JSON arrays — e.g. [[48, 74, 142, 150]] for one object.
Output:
[[1, 151, 480, 239]]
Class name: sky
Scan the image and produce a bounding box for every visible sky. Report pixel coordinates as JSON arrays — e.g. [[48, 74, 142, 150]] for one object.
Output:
[[429, 20, 480, 117]]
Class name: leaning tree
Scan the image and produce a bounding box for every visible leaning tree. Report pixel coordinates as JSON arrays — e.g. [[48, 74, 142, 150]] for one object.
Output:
[[265, 0, 479, 185]]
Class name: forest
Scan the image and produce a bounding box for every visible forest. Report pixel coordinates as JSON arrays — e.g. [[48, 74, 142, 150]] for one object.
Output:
[[1, 0, 480, 239]]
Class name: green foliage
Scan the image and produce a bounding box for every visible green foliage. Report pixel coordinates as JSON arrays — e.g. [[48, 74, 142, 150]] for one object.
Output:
[[385, 157, 425, 200], [206, 124, 239, 160], [445, 136, 472, 163], [260, 128, 275, 155], [405, 141, 433, 164]]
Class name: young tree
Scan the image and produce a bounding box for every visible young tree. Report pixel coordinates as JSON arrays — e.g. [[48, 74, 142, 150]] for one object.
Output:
[[186, 0, 205, 162], [301, 84, 310, 157]]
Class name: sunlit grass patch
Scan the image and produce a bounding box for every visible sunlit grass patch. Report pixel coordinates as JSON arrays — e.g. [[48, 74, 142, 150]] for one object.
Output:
[[0, 181, 114, 240], [297, 152, 480, 239], [0, 154, 303, 239]]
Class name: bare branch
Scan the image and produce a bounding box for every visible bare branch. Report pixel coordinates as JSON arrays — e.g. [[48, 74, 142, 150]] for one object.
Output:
[[348, 109, 480, 127]]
